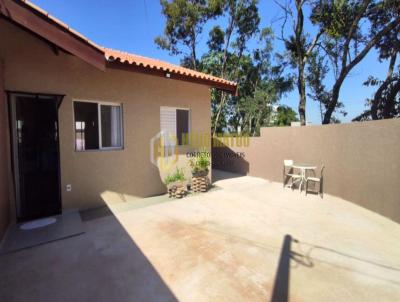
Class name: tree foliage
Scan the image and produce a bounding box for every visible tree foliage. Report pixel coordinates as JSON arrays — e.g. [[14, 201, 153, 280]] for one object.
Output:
[[307, 52, 347, 122], [353, 59, 400, 121], [311, 0, 400, 123], [155, 0, 224, 70], [273, 105, 299, 126], [156, 0, 400, 132], [276, 0, 324, 125], [158, 0, 293, 135]]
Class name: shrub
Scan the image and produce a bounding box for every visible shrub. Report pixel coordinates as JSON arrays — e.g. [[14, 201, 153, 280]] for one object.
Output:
[[189, 149, 211, 174], [164, 168, 185, 186]]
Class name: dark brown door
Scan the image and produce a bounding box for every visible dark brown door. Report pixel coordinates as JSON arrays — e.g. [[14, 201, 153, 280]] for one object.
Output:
[[12, 93, 62, 221]]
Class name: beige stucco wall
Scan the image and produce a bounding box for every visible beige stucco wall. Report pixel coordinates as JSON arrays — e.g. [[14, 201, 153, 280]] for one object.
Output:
[[0, 59, 10, 238], [0, 19, 211, 212], [213, 119, 400, 223]]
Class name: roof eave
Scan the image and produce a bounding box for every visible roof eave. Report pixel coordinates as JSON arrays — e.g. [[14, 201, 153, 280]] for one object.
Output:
[[0, 0, 105, 70], [0, 0, 237, 92], [106, 61, 237, 94]]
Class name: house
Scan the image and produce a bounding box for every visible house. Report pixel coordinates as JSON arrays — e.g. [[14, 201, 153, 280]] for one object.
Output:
[[0, 0, 236, 239]]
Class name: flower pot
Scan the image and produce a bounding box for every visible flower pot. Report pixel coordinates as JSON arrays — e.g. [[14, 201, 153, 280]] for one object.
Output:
[[191, 175, 210, 193], [167, 180, 188, 198], [192, 169, 209, 178]]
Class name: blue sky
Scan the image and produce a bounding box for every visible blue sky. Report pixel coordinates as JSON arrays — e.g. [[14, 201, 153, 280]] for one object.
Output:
[[32, 0, 388, 124]]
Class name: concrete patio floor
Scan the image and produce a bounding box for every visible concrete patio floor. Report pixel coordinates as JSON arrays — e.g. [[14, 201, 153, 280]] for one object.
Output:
[[1, 170, 400, 301]]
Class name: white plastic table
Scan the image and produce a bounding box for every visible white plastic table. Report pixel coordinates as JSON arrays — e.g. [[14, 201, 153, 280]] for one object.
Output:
[[292, 163, 317, 191]]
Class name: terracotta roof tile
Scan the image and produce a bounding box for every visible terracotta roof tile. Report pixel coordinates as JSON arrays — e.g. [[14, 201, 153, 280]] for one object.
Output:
[[103, 48, 236, 87]]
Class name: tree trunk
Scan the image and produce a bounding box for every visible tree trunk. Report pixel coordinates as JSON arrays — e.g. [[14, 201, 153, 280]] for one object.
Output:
[[295, 0, 306, 125], [221, 14, 235, 77], [191, 29, 197, 70], [298, 65, 306, 125], [323, 80, 342, 124], [191, 47, 197, 70], [371, 53, 397, 119], [212, 13, 235, 135], [213, 92, 227, 136], [190, 27, 197, 70], [383, 80, 400, 118], [322, 17, 400, 124]]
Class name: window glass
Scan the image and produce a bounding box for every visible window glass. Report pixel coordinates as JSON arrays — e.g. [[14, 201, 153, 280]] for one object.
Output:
[[176, 109, 189, 145], [74, 102, 99, 150], [101, 105, 122, 148], [74, 101, 123, 151]]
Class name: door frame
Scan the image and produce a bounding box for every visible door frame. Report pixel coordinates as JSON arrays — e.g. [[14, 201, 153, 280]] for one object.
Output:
[[7, 91, 64, 221]]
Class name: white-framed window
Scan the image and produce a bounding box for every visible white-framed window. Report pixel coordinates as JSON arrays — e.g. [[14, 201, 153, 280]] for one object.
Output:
[[73, 100, 123, 151], [160, 106, 190, 146]]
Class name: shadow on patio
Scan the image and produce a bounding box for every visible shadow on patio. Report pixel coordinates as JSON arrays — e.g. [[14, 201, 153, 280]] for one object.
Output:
[[2, 175, 400, 302], [270, 233, 400, 302], [0, 209, 178, 302]]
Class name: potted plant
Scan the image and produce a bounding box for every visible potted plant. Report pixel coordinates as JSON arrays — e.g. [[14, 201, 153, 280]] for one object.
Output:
[[189, 149, 211, 177], [164, 168, 187, 198], [189, 149, 211, 192]]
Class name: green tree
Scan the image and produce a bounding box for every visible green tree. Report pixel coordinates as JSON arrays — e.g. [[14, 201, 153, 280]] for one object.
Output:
[[201, 27, 292, 135], [306, 53, 347, 122], [229, 28, 293, 135], [311, 0, 400, 123], [210, 0, 261, 135], [368, 0, 400, 119], [275, 0, 324, 125], [157, 0, 293, 135], [155, 0, 224, 70], [353, 62, 400, 121], [273, 105, 299, 126]]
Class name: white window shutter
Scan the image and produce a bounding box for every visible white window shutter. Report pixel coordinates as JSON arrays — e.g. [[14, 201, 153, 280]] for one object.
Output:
[[160, 106, 177, 137]]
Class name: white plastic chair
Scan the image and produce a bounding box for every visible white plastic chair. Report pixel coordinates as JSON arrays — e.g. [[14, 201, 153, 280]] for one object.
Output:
[[305, 165, 324, 197], [283, 159, 301, 188]]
